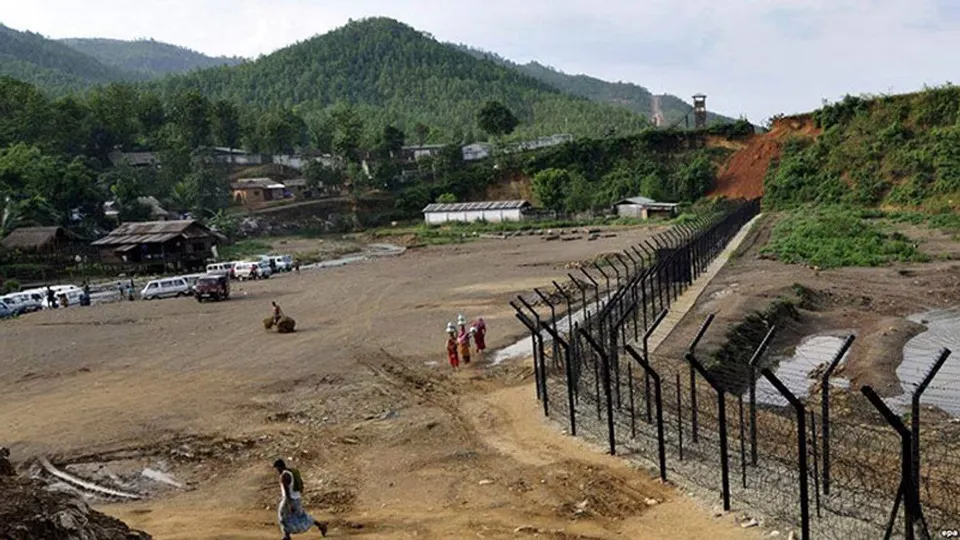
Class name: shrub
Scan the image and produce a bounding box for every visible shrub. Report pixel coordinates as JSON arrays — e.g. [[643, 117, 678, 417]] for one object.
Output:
[[761, 206, 926, 268], [1, 278, 21, 294]]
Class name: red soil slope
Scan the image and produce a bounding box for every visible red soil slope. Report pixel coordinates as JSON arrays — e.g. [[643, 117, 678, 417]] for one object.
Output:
[[710, 115, 820, 200]]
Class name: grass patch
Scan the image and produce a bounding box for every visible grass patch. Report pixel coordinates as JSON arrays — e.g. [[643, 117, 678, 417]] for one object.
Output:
[[217, 239, 273, 261], [761, 206, 928, 268]]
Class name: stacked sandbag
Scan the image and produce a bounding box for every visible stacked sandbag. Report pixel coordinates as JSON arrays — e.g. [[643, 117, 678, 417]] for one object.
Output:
[[276, 316, 296, 333]]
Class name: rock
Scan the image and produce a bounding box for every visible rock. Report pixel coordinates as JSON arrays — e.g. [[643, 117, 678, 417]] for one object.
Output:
[[741, 518, 759, 528], [644, 497, 660, 506], [478, 479, 493, 485], [514, 526, 540, 534], [769, 532, 780, 537], [787, 532, 796, 540]]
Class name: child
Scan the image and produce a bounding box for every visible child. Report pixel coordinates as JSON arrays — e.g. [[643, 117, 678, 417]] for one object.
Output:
[[446, 322, 460, 368]]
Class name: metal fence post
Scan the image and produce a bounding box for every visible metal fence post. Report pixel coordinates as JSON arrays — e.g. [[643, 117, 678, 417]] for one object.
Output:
[[748, 325, 777, 466], [540, 322, 577, 436], [861, 386, 925, 540], [687, 313, 716, 444], [626, 345, 667, 482], [643, 309, 669, 423], [685, 350, 731, 511], [760, 367, 811, 540], [580, 329, 617, 456], [820, 334, 855, 494], [911, 348, 951, 509]]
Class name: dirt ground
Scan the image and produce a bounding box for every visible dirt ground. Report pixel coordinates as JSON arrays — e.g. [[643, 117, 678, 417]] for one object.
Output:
[[653, 213, 960, 397], [0, 226, 763, 539]]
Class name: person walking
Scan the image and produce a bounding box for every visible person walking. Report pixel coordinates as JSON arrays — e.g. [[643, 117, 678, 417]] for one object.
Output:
[[273, 459, 327, 539], [446, 322, 460, 368], [46, 286, 56, 309], [473, 317, 487, 355], [457, 314, 473, 365]]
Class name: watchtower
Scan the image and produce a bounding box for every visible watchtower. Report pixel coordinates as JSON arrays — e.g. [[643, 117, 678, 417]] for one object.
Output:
[[692, 94, 707, 129]]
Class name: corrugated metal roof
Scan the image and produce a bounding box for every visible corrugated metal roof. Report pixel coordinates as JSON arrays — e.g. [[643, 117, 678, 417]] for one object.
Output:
[[231, 178, 286, 190], [422, 200, 531, 213], [92, 220, 215, 246], [615, 196, 680, 207]]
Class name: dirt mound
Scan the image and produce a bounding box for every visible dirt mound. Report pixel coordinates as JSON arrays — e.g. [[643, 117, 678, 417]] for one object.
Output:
[[710, 115, 820, 200], [0, 449, 151, 540]]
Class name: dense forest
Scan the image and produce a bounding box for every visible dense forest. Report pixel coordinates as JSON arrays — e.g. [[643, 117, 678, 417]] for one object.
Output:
[[60, 38, 245, 78], [0, 24, 136, 94], [456, 45, 733, 127], [152, 18, 651, 141]]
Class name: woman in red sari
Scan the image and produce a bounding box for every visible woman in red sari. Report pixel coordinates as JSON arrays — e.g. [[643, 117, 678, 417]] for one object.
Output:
[[473, 317, 487, 355], [446, 322, 460, 368]]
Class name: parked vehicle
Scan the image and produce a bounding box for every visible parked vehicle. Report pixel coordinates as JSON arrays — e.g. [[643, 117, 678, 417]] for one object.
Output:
[[257, 260, 272, 278], [141, 277, 192, 300], [271, 255, 294, 272], [194, 274, 230, 302], [0, 299, 15, 319], [233, 261, 264, 280], [206, 262, 237, 279], [1, 291, 44, 314], [40, 285, 83, 308]]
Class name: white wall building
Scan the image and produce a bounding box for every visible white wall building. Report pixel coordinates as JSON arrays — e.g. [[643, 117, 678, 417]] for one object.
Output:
[[461, 142, 494, 161], [614, 196, 680, 219], [422, 200, 531, 225]]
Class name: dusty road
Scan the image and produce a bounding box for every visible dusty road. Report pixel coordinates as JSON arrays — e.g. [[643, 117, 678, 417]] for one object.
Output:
[[1, 226, 763, 539]]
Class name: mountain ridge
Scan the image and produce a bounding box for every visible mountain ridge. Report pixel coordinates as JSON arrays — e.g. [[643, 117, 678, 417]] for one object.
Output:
[[59, 37, 245, 77]]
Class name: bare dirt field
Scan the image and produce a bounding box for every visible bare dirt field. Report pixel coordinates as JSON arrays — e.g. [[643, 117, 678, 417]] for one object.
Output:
[[1, 225, 764, 539], [654, 213, 960, 398]]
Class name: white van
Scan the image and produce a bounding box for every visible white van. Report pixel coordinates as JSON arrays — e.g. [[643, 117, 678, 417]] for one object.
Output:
[[206, 262, 237, 279], [1, 291, 44, 314], [141, 277, 192, 300], [271, 255, 293, 272], [38, 285, 83, 308]]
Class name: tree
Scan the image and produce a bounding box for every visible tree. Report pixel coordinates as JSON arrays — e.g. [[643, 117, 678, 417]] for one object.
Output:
[[671, 154, 714, 201], [565, 173, 595, 213], [170, 89, 212, 148], [255, 110, 302, 155], [377, 125, 405, 159], [413, 122, 431, 146], [86, 83, 140, 152], [137, 92, 166, 141], [436, 192, 457, 203], [477, 100, 519, 139], [211, 100, 242, 151], [303, 159, 343, 194], [531, 168, 570, 213], [330, 102, 363, 160], [184, 150, 230, 217]]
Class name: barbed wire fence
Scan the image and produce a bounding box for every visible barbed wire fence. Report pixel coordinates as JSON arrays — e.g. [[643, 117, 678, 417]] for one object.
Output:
[[511, 199, 958, 540]]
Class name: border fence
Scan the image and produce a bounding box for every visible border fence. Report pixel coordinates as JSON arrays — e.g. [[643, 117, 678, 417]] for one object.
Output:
[[511, 199, 958, 540]]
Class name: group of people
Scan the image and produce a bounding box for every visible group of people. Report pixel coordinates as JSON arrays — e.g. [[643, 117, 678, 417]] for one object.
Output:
[[445, 313, 487, 368]]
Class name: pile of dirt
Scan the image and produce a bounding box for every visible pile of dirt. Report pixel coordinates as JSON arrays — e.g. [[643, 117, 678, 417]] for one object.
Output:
[[710, 114, 820, 200], [0, 448, 151, 540]]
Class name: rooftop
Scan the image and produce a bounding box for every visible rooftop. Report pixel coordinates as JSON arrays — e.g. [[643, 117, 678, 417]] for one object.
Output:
[[230, 178, 287, 190], [422, 200, 531, 213], [2, 226, 78, 250], [615, 196, 680, 207], [92, 220, 216, 246]]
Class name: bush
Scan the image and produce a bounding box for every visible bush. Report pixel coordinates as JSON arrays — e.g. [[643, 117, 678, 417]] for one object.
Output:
[[1, 278, 21, 294], [761, 206, 927, 268]]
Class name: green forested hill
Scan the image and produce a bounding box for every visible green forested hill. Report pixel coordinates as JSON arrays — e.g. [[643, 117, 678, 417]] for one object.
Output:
[[154, 18, 651, 141], [60, 38, 245, 77], [0, 24, 134, 94], [455, 46, 734, 126]]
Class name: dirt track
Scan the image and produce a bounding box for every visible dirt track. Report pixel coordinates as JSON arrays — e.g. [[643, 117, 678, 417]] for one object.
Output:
[[0, 227, 763, 539]]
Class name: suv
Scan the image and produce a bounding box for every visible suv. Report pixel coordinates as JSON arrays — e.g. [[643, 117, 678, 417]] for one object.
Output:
[[194, 274, 230, 302]]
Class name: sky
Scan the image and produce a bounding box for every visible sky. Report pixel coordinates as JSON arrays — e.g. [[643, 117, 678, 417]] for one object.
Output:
[[4, 0, 960, 123]]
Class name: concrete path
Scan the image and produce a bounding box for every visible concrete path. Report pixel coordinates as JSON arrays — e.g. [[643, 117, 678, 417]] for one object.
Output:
[[642, 214, 762, 355]]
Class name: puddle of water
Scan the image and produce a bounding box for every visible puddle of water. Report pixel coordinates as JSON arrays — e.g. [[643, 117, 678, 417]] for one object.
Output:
[[302, 244, 405, 270], [490, 295, 613, 365], [755, 335, 851, 407], [886, 307, 960, 417]]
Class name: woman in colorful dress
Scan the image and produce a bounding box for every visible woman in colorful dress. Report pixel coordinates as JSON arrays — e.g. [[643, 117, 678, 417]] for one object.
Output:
[[473, 317, 487, 355], [446, 322, 460, 368], [457, 314, 473, 365]]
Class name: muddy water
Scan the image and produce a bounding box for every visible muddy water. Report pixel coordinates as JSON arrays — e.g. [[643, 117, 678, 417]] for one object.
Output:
[[755, 335, 852, 407], [886, 307, 960, 416]]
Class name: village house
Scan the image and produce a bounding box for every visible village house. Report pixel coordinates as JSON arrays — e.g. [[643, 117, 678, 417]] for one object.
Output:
[[400, 144, 445, 163], [614, 196, 680, 219], [107, 151, 160, 168], [91, 220, 223, 269], [461, 142, 494, 161], [211, 147, 268, 165], [230, 178, 288, 205], [422, 200, 531, 225], [1, 226, 87, 257], [281, 178, 311, 199], [103, 196, 178, 222]]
